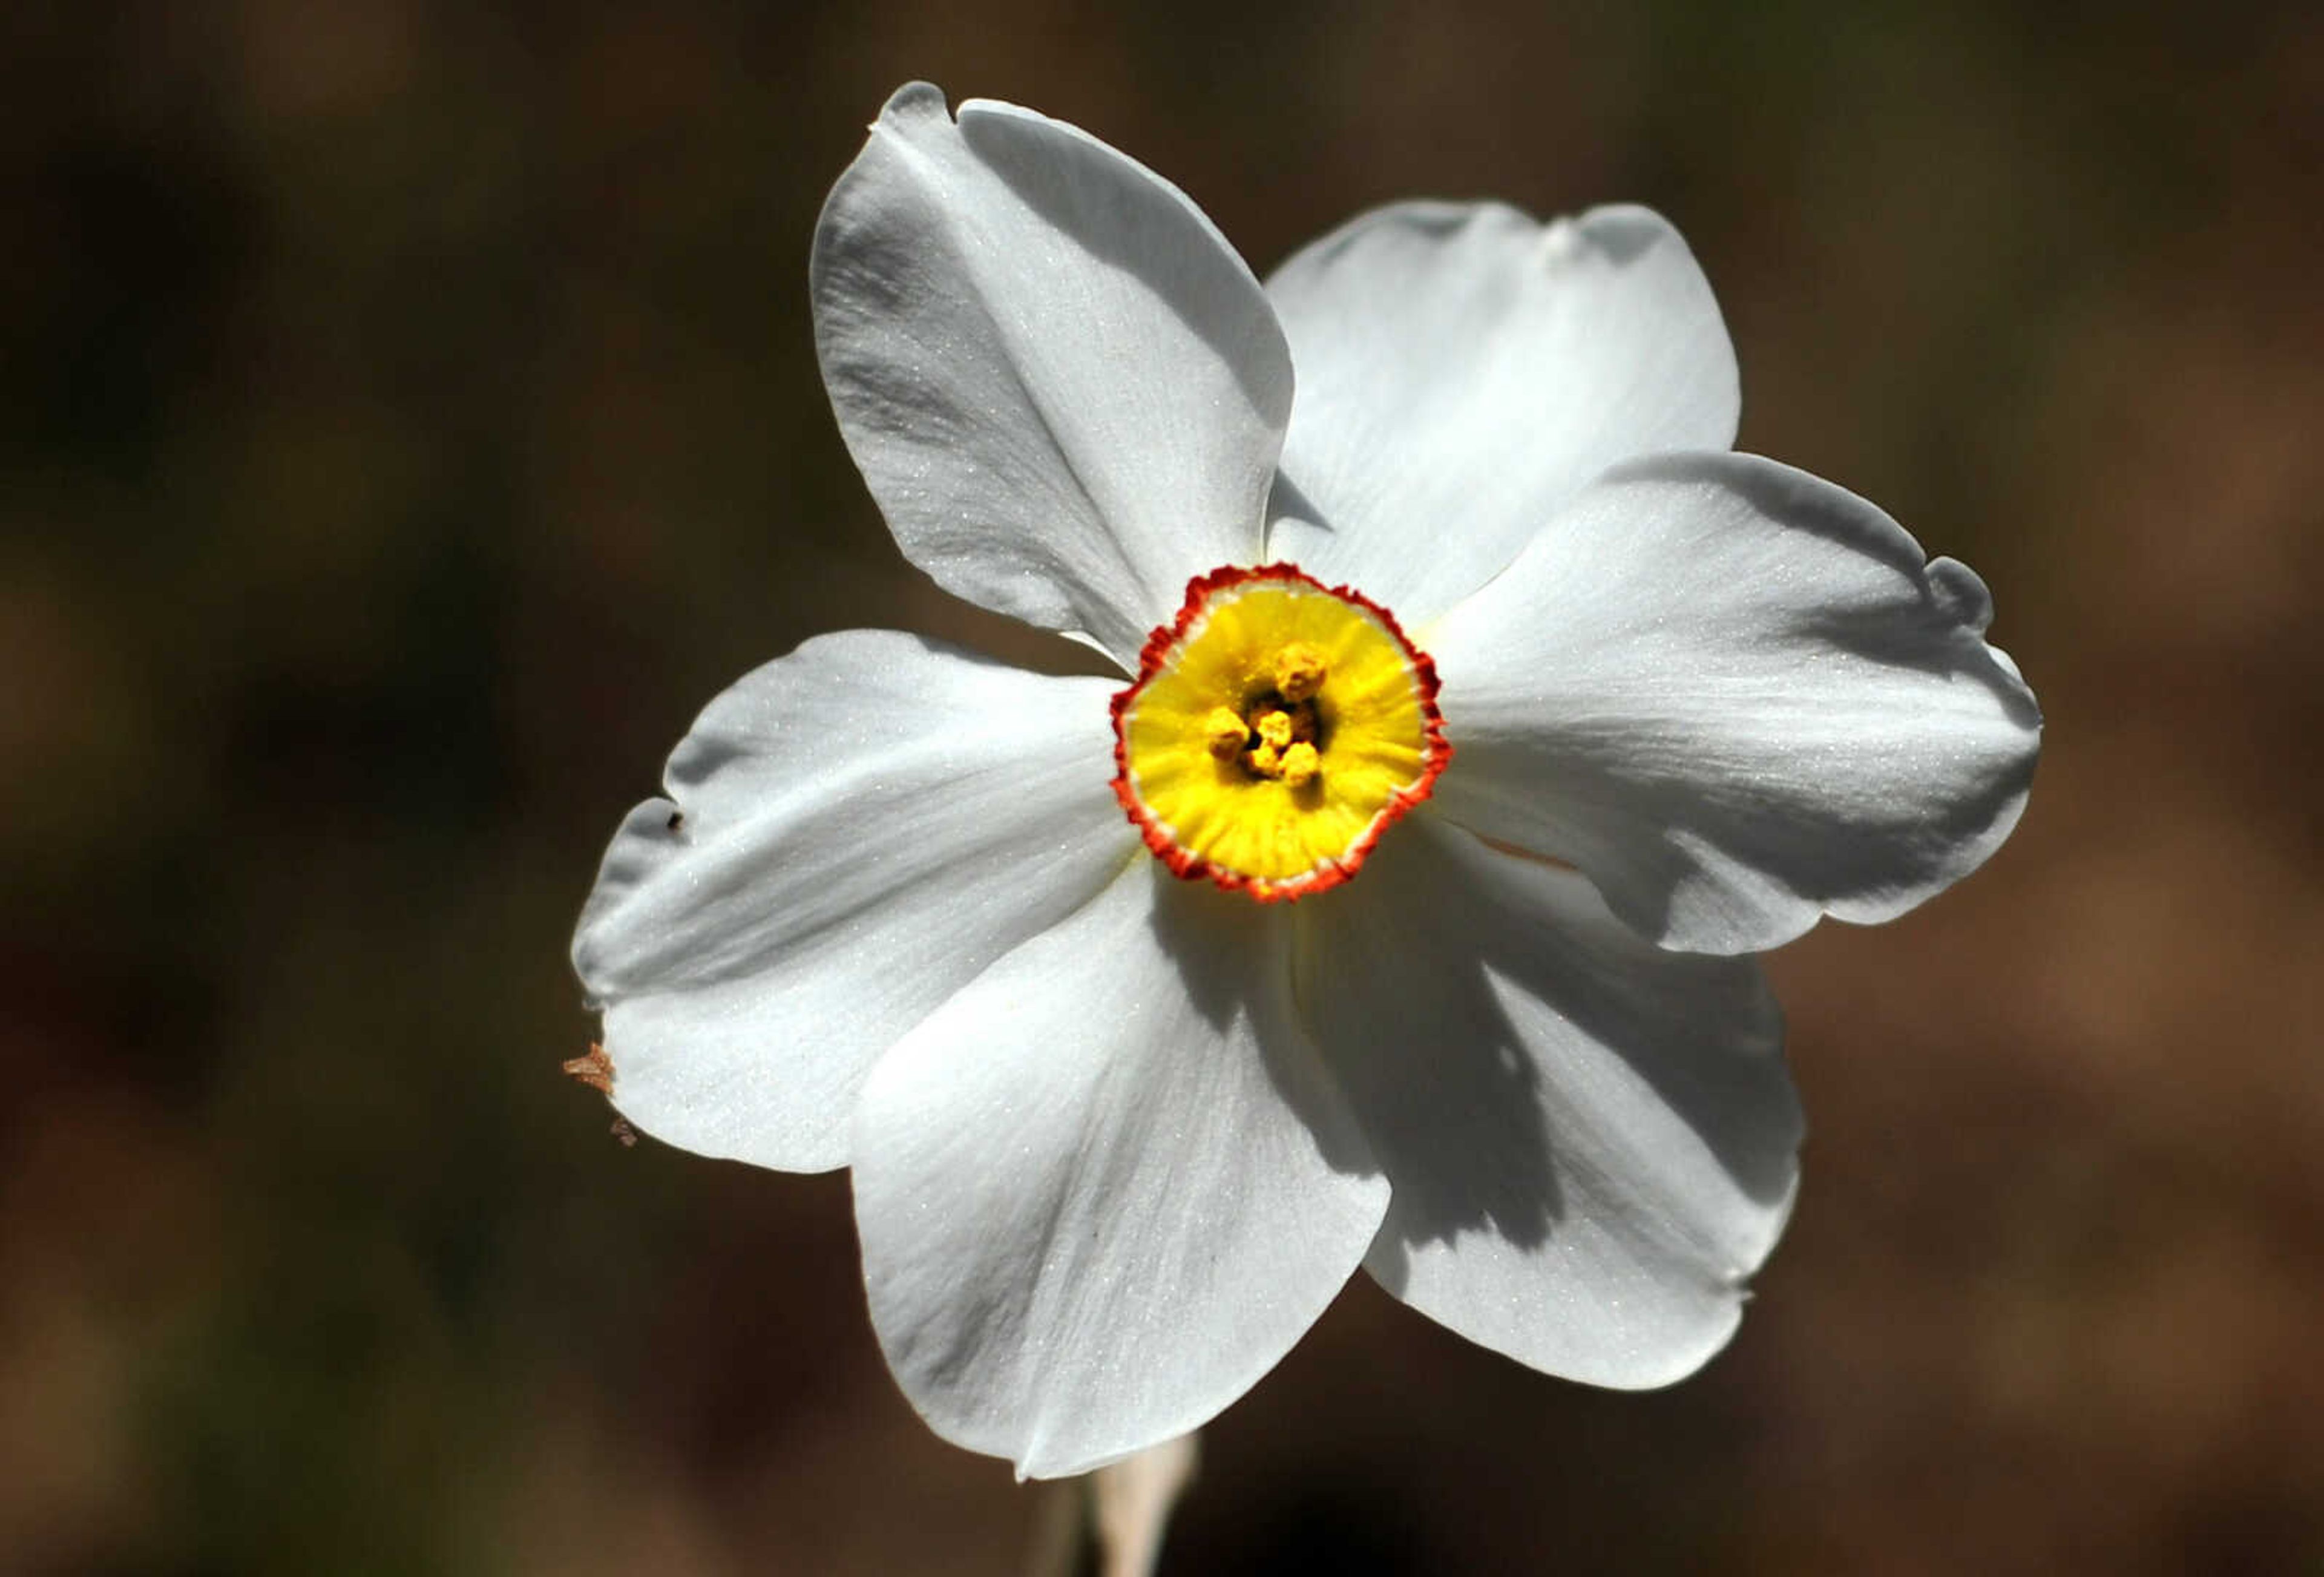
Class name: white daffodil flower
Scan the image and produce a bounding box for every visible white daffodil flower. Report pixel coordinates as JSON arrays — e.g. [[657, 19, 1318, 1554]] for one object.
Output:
[[572, 82, 2041, 1480]]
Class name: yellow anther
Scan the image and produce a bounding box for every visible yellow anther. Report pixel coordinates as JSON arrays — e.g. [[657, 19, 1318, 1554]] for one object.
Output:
[[1273, 643, 1328, 703], [1109, 565, 1448, 901], [1203, 706, 1250, 759]]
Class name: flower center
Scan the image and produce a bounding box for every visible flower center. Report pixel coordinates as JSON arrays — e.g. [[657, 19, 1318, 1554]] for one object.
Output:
[[1111, 564, 1450, 902]]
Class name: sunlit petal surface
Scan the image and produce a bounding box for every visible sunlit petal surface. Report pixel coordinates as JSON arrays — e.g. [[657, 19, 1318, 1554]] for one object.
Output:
[[1266, 202, 1738, 624], [1430, 452, 2040, 954], [1298, 817, 1801, 1386], [852, 865, 1387, 1479], [574, 632, 1134, 1171], [813, 83, 1291, 667], [570, 86, 2041, 1479]]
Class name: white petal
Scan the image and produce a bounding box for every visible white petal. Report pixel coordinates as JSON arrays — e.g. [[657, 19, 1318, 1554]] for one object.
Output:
[[1264, 202, 1738, 623], [1428, 453, 2042, 954], [571, 631, 1135, 1172], [813, 84, 1293, 668], [852, 863, 1388, 1479], [1298, 817, 1801, 1387]]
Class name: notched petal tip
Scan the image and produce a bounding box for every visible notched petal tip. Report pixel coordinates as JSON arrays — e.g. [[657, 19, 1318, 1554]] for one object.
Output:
[[1925, 556, 2043, 734], [570, 795, 688, 988], [1926, 554, 1995, 634], [1552, 202, 1689, 267], [1431, 448, 2043, 955], [568, 631, 1135, 1176], [872, 78, 950, 130]]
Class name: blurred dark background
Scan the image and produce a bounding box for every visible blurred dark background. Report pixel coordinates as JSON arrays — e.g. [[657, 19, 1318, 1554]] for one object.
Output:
[[5, 1, 2320, 1572]]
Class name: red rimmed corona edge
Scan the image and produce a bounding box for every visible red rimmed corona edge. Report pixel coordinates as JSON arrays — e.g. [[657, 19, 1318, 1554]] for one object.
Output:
[[1109, 562, 1452, 903]]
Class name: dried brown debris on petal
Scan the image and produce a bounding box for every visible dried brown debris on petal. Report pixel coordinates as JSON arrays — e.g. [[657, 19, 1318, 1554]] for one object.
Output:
[[562, 1041, 615, 1094]]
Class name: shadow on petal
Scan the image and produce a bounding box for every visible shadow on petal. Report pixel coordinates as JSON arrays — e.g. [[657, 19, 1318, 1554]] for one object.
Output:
[[959, 104, 1290, 423], [1430, 452, 2044, 951], [1296, 818, 1799, 1283], [1145, 867, 1382, 1183], [1291, 827, 1564, 1262], [1263, 468, 1334, 544], [1607, 450, 2043, 732]]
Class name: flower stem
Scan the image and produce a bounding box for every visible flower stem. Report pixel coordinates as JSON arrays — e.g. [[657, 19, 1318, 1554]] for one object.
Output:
[[1023, 1433, 1201, 1577]]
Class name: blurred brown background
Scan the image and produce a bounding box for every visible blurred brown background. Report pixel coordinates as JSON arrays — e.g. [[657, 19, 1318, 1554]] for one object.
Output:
[[5, 1, 2320, 1572]]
